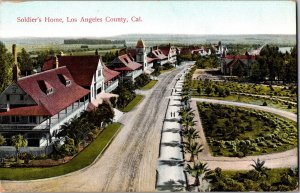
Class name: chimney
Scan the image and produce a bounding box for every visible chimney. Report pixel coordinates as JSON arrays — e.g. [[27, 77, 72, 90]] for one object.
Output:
[[54, 55, 59, 69], [12, 64, 20, 81], [12, 44, 20, 81], [12, 44, 17, 65]]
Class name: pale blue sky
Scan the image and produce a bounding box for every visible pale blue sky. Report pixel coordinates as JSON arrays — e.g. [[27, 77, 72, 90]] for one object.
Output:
[[0, 1, 296, 37]]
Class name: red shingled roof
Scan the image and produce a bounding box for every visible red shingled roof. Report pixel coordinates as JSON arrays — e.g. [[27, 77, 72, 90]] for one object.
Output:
[[43, 56, 101, 87], [6, 67, 90, 116], [0, 104, 50, 116], [103, 65, 120, 82], [117, 54, 142, 70], [151, 49, 167, 60], [159, 47, 171, 56]]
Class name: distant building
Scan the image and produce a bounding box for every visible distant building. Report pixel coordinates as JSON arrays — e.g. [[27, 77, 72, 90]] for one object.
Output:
[[221, 54, 255, 76], [108, 54, 143, 81]]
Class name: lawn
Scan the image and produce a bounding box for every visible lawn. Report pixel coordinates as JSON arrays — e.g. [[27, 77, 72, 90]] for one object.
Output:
[[193, 95, 297, 114], [140, 80, 158, 90], [160, 67, 176, 73], [121, 94, 144, 112], [0, 123, 122, 180], [197, 102, 297, 157], [208, 168, 298, 191]]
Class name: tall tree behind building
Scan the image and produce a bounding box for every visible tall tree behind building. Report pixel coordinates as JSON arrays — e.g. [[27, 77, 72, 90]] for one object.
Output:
[[0, 42, 12, 93], [18, 48, 33, 76]]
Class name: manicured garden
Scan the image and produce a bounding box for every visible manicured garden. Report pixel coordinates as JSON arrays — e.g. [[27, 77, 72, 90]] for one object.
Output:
[[192, 80, 297, 100], [140, 80, 158, 90], [121, 94, 144, 112], [197, 102, 297, 157], [206, 166, 299, 191], [191, 80, 297, 113], [0, 123, 122, 180]]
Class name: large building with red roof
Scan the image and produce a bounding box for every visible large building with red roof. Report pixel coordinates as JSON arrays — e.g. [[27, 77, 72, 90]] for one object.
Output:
[[0, 46, 121, 151], [108, 54, 143, 81], [221, 54, 255, 76]]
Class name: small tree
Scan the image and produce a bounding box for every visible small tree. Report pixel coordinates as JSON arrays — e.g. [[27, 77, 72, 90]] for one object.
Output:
[[11, 134, 28, 162], [251, 158, 269, 178], [186, 162, 210, 186], [0, 134, 5, 146], [184, 142, 203, 162]]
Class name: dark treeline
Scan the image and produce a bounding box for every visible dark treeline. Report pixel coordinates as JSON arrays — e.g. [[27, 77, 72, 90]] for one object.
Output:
[[64, 39, 125, 45], [250, 45, 297, 83]]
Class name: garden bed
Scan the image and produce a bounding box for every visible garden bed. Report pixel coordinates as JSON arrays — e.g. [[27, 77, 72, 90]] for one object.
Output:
[[197, 102, 297, 157]]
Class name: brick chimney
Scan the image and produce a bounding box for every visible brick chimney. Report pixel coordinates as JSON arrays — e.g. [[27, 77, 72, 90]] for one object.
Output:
[[12, 44, 20, 81]]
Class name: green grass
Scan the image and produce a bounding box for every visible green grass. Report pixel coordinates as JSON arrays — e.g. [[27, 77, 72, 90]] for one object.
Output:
[[193, 95, 297, 114], [121, 95, 144, 112], [0, 123, 122, 180], [197, 102, 297, 157], [209, 168, 298, 191], [140, 80, 158, 90], [160, 67, 176, 73]]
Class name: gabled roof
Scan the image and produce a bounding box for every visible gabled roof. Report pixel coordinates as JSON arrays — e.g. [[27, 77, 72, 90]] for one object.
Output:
[[151, 49, 168, 60], [103, 65, 120, 82], [222, 55, 255, 68], [112, 54, 142, 71], [4, 67, 90, 116], [43, 56, 101, 87]]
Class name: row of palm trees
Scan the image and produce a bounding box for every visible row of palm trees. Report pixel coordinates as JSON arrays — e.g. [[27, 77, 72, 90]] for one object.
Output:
[[179, 67, 211, 188]]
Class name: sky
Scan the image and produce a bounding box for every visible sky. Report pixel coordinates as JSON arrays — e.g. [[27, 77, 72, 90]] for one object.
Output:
[[0, 1, 296, 38]]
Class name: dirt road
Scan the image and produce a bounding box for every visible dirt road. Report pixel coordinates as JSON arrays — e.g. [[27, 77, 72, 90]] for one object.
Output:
[[1, 67, 186, 192]]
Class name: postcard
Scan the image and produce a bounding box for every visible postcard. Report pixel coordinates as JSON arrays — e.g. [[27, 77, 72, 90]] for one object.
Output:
[[0, 1, 297, 192]]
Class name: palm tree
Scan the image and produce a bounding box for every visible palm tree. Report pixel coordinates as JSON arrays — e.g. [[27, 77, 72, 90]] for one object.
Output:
[[186, 162, 210, 186], [0, 134, 5, 146], [11, 134, 28, 162], [251, 158, 269, 177], [183, 128, 199, 142], [184, 142, 203, 162]]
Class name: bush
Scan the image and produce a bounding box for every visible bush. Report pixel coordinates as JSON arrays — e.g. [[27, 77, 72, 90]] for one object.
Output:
[[246, 170, 260, 181], [262, 101, 268, 106]]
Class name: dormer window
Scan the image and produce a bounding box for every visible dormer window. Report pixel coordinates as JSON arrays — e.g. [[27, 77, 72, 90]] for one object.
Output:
[[57, 74, 71, 87], [46, 88, 54, 95], [38, 80, 54, 95], [66, 80, 71, 86], [124, 58, 128, 63]]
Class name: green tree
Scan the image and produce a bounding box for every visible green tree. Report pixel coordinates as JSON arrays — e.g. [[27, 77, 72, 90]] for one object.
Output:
[[11, 134, 28, 162], [18, 48, 33, 75], [0, 41, 12, 93], [184, 142, 203, 162], [183, 128, 199, 142], [186, 162, 210, 186], [251, 158, 269, 177], [0, 134, 5, 146]]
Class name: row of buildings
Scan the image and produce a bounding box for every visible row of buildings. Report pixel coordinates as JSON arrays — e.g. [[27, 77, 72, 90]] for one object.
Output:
[[0, 39, 177, 150]]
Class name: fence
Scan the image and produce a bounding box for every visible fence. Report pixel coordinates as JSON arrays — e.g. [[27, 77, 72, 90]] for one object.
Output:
[[0, 145, 53, 159]]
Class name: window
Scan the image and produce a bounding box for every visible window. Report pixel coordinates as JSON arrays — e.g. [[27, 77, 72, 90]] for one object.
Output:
[[29, 116, 36, 123], [6, 95, 10, 102], [98, 69, 102, 77], [66, 80, 71, 86], [46, 88, 53, 95], [124, 58, 128, 63], [20, 95, 24, 101], [11, 116, 20, 123]]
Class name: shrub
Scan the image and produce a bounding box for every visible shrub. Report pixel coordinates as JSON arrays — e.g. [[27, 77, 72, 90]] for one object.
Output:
[[262, 101, 268, 106], [246, 170, 260, 181]]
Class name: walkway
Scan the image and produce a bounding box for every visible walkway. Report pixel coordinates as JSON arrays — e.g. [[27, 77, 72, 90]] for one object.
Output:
[[156, 66, 192, 191], [190, 98, 298, 170]]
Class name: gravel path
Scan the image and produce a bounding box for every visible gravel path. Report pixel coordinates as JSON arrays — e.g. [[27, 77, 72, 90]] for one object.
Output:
[[191, 98, 298, 170], [1, 66, 187, 192]]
